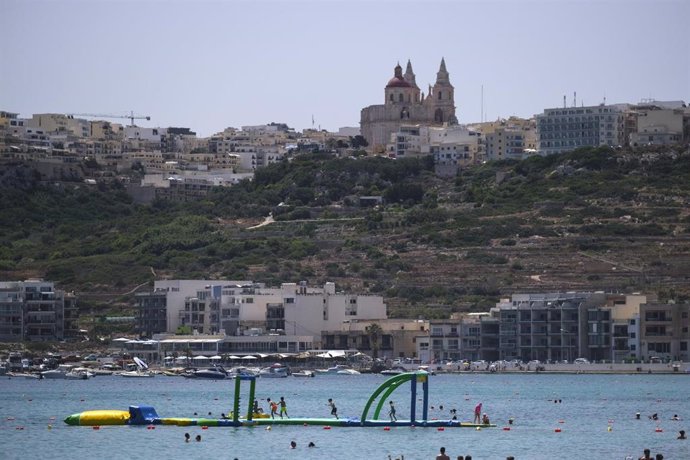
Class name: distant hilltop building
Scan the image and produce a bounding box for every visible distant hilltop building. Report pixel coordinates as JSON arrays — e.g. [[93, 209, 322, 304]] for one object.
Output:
[[360, 59, 458, 151]]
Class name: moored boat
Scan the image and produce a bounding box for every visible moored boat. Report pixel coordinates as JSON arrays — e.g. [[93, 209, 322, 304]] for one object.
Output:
[[292, 370, 315, 378]]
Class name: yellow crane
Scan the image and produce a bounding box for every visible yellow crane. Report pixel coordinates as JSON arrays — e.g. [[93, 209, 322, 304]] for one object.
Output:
[[67, 111, 151, 127]]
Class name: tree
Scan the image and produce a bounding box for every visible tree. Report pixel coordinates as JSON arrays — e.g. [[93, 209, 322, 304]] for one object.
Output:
[[365, 323, 383, 359], [350, 135, 369, 149]]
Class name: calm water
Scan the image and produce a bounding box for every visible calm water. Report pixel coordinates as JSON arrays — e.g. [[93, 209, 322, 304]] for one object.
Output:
[[1, 373, 689, 459]]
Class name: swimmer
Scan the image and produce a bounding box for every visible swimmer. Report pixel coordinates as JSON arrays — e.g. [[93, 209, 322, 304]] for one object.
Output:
[[636, 412, 641, 420], [678, 430, 686, 439], [436, 447, 450, 460], [671, 414, 680, 421], [290, 441, 297, 449], [639, 448, 652, 460], [308, 442, 315, 447], [195, 435, 201, 442], [184, 432, 190, 442]]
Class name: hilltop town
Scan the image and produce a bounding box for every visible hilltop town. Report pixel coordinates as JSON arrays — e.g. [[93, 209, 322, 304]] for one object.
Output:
[[1, 60, 689, 366]]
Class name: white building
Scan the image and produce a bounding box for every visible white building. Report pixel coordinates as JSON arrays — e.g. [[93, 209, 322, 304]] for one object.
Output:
[[137, 281, 387, 349], [536, 104, 624, 154]]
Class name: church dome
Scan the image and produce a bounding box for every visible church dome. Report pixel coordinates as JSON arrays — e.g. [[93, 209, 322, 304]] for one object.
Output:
[[385, 63, 411, 88], [386, 77, 411, 88]]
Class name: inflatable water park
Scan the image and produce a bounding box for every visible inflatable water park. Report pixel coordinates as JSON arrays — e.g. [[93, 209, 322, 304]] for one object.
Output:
[[64, 371, 495, 429]]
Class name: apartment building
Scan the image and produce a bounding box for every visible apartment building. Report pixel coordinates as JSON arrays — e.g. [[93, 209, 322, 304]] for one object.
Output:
[[27, 114, 90, 138], [0, 280, 78, 341], [629, 104, 686, 147], [639, 302, 690, 362], [322, 318, 428, 359], [536, 104, 624, 154], [136, 281, 386, 349]]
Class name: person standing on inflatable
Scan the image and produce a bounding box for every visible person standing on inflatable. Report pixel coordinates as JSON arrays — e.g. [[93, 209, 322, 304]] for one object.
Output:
[[268, 398, 278, 419], [473, 403, 482, 424]]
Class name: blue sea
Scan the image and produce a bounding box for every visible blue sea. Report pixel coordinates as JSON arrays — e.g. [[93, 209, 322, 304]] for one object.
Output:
[[1, 373, 689, 459]]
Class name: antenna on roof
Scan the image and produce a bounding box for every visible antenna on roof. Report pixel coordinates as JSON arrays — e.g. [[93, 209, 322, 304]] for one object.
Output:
[[573, 91, 576, 108], [481, 84, 484, 123], [563, 95, 566, 109]]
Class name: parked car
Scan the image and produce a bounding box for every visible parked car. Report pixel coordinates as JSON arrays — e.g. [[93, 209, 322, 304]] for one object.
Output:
[[574, 358, 590, 364]]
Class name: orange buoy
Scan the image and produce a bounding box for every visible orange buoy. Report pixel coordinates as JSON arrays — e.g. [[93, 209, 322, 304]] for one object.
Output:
[[323, 426, 331, 430], [437, 427, 445, 431], [555, 428, 562, 433], [384, 426, 390, 431], [655, 427, 663, 432], [201, 426, 208, 430], [503, 427, 511, 431], [92, 426, 100, 430]]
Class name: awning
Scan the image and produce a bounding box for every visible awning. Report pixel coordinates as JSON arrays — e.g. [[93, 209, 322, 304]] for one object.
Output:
[[192, 356, 209, 360], [209, 355, 223, 360], [240, 355, 257, 360]]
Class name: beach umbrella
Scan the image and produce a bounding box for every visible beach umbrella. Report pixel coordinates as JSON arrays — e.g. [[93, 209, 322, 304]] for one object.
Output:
[[241, 355, 257, 360], [228, 355, 241, 360], [209, 355, 222, 360], [192, 355, 209, 361]]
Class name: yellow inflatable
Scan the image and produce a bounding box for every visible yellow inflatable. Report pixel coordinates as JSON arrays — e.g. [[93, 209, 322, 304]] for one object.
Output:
[[68, 410, 131, 426]]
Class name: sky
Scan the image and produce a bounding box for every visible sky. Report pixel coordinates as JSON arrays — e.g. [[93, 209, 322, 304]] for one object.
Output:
[[1, 0, 688, 137]]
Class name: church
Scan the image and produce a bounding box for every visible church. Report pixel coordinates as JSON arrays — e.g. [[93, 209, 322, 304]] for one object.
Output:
[[360, 59, 458, 151]]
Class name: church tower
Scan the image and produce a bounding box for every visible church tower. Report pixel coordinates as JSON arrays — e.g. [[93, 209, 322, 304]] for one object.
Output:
[[429, 58, 457, 124], [403, 60, 421, 103]]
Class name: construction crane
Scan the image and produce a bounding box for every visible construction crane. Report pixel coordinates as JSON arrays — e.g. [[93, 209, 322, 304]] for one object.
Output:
[[67, 110, 151, 127]]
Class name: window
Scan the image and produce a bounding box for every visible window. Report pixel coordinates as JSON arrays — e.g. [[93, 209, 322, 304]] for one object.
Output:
[[245, 297, 253, 304], [681, 342, 687, 351]]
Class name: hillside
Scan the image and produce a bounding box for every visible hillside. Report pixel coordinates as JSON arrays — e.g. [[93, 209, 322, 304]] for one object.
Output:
[[1, 146, 689, 324]]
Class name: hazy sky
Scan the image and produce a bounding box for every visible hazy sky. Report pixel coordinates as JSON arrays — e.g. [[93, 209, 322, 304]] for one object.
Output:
[[1, 0, 688, 136]]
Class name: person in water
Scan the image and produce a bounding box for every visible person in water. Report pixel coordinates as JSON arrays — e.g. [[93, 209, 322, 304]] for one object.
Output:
[[328, 398, 338, 419], [184, 432, 190, 442], [482, 413, 490, 425], [678, 430, 686, 439], [389, 401, 397, 422], [290, 441, 297, 449], [639, 448, 652, 460], [436, 447, 450, 460], [308, 442, 316, 448], [195, 435, 201, 442], [279, 396, 289, 418]]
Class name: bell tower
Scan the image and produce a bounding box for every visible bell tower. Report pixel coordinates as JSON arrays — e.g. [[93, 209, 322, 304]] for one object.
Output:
[[430, 58, 457, 124]]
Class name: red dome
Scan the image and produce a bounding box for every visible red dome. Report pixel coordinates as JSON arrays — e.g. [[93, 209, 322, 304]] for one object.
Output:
[[386, 77, 411, 88]]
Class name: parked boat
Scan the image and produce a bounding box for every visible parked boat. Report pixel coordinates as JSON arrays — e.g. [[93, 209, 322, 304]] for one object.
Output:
[[41, 364, 75, 379], [316, 364, 359, 374], [292, 370, 315, 378], [121, 357, 154, 377], [337, 368, 361, 375], [380, 367, 405, 376], [226, 366, 260, 378], [259, 364, 289, 378], [183, 366, 228, 379], [120, 370, 154, 378]]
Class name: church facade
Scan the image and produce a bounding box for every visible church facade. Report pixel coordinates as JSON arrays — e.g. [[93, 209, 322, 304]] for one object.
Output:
[[360, 59, 458, 151]]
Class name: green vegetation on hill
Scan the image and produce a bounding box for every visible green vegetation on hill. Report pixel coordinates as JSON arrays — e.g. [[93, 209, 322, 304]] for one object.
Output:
[[1, 146, 689, 324]]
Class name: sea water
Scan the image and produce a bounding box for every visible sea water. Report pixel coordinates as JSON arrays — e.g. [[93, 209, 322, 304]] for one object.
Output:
[[1, 373, 689, 459]]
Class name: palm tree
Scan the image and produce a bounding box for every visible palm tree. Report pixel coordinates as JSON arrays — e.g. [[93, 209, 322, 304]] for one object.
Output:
[[365, 323, 383, 359]]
